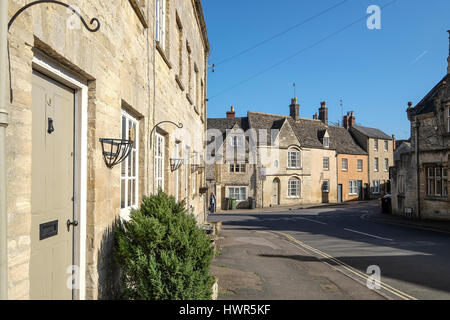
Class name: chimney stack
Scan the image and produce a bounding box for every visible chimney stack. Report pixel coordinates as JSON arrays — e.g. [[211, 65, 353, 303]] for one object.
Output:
[[318, 101, 328, 125], [447, 30, 450, 74], [226, 106, 235, 118], [290, 97, 300, 120], [313, 112, 318, 120], [392, 134, 396, 151], [343, 111, 355, 129]]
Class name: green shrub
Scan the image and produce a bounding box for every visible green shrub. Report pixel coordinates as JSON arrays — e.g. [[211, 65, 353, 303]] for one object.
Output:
[[114, 192, 215, 300]]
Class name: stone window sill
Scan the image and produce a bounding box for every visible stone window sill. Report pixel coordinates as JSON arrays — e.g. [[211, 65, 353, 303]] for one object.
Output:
[[424, 196, 449, 202], [175, 75, 185, 91], [287, 167, 302, 170], [156, 42, 172, 69]]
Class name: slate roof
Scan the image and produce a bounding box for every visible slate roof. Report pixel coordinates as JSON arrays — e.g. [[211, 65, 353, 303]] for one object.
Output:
[[247, 111, 367, 155], [351, 125, 393, 140], [207, 117, 249, 143], [409, 74, 448, 116]]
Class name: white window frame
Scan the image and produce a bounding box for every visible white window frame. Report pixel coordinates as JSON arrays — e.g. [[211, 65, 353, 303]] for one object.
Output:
[[374, 139, 378, 151], [427, 166, 448, 197], [174, 142, 180, 203], [231, 135, 244, 147], [384, 140, 388, 152], [374, 157, 379, 172], [323, 157, 329, 171], [227, 186, 247, 201], [288, 149, 301, 169], [372, 180, 380, 194], [384, 158, 389, 172], [288, 178, 301, 198], [155, 133, 165, 192], [323, 137, 330, 148], [121, 110, 139, 220], [349, 180, 358, 195], [357, 159, 363, 172], [342, 158, 348, 171], [230, 162, 246, 173], [156, 0, 166, 50]]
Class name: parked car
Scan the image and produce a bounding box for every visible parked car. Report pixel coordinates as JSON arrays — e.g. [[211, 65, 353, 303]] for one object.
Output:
[[381, 194, 392, 214]]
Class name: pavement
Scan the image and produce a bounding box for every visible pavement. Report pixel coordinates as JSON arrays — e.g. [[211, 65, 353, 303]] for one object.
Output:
[[208, 200, 450, 300]]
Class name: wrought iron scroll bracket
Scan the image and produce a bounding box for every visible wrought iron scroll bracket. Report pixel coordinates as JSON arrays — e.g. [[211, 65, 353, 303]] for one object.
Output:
[[150, 121, 184, 149], [7, 0, 101, 103]]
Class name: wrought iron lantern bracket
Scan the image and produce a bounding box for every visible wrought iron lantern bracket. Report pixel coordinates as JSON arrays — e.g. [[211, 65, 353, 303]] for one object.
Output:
[[7, 1, 101, 103], [150, 121, 183, 148]]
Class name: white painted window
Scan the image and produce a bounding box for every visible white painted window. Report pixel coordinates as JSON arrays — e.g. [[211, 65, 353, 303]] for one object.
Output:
[[323, 157, 329, 171], [231, 135, 244, 147], [156, 0, 166, 50], [174, 143, 180, 202], [357, 159, 363, 172], [374, 139, 378, 151], [228, 187, 247, 201], [384, 140, 388, 152], [372, 180, 380, 194], [155, 133, 165, 191], [374, 157, 379, 172], [349, 180, 358, 195], [323, 137, 330, 148], [120, 110, 139, 219], [192, 151, 197, 194], [384, 158, 389, 172], [288, 178, 301, 198], [288, 149, 301, 169], [427, 166, 448, 197], [230, 163, 245, 173], [342, 158, 348, 171], [322, 180, 330, 193]]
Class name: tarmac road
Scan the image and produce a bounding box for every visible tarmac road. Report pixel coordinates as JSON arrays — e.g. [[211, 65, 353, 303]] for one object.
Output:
[[208, 201, 450, 300]]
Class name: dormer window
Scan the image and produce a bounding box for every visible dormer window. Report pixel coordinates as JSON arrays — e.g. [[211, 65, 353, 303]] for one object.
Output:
[[323, 137, 330, 148], [231, 135, 244, 147]]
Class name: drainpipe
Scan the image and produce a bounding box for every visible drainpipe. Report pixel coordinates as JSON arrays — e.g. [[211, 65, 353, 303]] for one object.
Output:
[[415, 117, 421, 220], [0, 0, 9, 300]]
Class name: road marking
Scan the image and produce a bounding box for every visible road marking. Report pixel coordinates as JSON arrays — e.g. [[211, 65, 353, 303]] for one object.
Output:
[[273, 231, 417, 301], [298, 217, 328, 225], [344, 228, 394, 241]]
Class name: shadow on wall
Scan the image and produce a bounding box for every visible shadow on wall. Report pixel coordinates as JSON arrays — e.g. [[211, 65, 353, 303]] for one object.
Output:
[[96, 218, 122, 300]]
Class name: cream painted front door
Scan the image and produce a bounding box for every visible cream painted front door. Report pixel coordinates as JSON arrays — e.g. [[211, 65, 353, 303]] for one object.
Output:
[[30, 71, 75, 300]]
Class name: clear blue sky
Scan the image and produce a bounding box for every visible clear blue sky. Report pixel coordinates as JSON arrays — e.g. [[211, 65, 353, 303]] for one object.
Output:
[[202, 0, 450, 140]]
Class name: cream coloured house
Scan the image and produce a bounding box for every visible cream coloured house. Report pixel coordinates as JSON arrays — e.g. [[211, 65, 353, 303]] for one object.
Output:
[[3, 0, 209, 300]]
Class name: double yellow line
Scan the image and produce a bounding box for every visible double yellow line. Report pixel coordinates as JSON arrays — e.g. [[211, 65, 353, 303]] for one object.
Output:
[[273, 231, 417, 300]]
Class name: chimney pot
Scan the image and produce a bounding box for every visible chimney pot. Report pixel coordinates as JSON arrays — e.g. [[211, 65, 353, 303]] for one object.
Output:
[[226, 106, 236, 118], [318, 101, 328, 125], [290, 97, 300, 120]]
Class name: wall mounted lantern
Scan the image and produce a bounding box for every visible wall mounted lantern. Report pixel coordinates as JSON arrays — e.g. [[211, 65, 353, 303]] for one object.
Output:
[[7, 1, 101, 103], [99, 138, 134, 169], [170, 158, 184, 172]]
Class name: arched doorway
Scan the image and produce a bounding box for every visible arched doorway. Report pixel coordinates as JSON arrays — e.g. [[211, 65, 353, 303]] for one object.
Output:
[[272, 178, 280, 206]]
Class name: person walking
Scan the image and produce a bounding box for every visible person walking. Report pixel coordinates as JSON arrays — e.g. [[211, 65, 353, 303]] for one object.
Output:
[[209, 192, 216, 214]]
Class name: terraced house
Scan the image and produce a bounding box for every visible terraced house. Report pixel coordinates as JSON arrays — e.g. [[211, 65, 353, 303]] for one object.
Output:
[[207, 99, 371, 210], [2, 0, 209, 300]]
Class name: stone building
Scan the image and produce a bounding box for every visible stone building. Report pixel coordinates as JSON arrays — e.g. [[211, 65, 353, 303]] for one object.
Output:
[[3, 0, 209, 300], [208, 100, 376, 209], [346, 113, 394, 198], [391, 32, 450, 220]]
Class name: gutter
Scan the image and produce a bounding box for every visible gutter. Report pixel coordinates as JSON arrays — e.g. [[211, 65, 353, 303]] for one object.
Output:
[[0, 0, 9, 300]]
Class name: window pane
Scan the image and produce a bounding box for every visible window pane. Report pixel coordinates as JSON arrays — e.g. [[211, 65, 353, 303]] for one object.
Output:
[[128, 179, 132, 207], [121, 179, 125, 209], [132, 179, 136, 206]]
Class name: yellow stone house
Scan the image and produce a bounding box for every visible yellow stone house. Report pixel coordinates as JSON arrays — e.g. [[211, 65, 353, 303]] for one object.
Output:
[[1, 0, 209, 300]]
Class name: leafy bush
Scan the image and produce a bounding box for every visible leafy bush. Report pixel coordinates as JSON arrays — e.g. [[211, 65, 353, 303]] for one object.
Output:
[[114, 192, 215, 300]]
